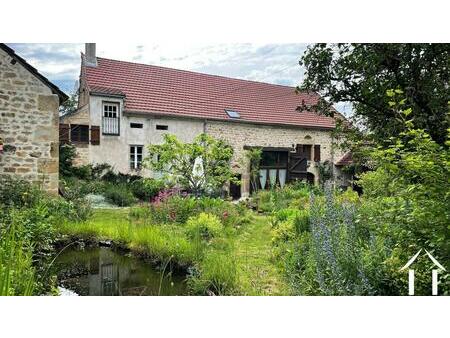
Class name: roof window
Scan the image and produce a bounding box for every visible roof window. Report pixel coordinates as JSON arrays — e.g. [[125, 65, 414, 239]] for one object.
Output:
[[225, 109, 240, 118]]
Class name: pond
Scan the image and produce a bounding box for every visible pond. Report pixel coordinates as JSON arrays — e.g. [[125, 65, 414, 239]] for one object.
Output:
[[53, 246, 188, 296]]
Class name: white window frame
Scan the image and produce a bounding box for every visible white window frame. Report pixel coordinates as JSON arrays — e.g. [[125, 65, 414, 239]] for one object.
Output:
[[130, 145, 143, 170], [102, 102, 120, 135]]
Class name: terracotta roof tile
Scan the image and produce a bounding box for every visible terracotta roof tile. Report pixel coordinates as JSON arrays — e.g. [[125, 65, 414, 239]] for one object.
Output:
[[83, 56, 336, 129]]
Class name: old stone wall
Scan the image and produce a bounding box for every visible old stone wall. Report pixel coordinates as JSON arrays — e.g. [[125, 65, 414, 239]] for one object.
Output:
[[205, 120, 342, 196], [0, 48, 60, 194]]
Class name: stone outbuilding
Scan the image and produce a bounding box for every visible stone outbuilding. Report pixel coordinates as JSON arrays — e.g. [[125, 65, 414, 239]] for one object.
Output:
[[0, 43, 67, 194]]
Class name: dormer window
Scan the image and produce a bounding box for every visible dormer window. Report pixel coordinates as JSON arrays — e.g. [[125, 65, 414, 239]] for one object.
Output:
[[102, 102, 120, 135]]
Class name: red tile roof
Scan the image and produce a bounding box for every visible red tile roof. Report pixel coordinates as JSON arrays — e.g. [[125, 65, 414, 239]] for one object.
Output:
[[82, 56, 336, 129]]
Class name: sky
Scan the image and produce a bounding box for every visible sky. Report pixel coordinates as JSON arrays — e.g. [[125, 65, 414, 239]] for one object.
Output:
[[8, 43, 351, 115]]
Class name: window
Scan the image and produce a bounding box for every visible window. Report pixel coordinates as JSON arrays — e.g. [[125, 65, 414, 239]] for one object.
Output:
[[70, 124, 89, 143], [103, 103, 118, 118], [130, 122, 143, 129], [225, 109, 240, 118], [102, 102, 120, 135], [130, 145, 143, 170], [156, 125, 168, 130]]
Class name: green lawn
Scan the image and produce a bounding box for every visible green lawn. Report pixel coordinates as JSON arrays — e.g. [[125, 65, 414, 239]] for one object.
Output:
[[234, 215, 290, 295]]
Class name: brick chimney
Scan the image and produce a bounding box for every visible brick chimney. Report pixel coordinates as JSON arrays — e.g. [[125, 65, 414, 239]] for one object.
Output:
[[85, 43, 97, 67]]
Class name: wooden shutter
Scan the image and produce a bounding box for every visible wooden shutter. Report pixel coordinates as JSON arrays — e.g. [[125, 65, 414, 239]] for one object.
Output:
[[59, 124, 70, 144], [314, 145, 321, 162], [304, 145, 312, 160], [90, 125, 100, 145]]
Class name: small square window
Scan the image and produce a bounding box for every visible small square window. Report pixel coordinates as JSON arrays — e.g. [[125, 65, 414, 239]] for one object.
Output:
[[156, 125, 168, 130]]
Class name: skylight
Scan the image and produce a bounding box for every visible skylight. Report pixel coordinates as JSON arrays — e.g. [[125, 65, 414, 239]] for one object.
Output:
[[225, 109, 240, 118]]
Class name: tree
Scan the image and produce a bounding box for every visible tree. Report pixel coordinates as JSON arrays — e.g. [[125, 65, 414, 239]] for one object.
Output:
[[59, 91, 78, 116], [298, 43, 450, 145], [145, 133, 235, 196]]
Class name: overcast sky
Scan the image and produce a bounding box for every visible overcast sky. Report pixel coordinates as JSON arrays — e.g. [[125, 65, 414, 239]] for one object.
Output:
[[8, 43, 351, 115]]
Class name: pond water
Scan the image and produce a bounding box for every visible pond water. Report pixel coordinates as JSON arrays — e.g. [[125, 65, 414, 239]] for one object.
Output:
[[54, 246, 188, 296]]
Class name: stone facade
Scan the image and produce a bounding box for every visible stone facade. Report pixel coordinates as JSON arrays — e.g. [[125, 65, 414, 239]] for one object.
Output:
[[0, 48, 60, 194], [206, 120, 346, 196]]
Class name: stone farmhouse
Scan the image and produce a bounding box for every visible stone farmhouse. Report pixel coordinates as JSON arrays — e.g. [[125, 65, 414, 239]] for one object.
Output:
[[61, 44, 349, 198], [0, 44, 67, 194]]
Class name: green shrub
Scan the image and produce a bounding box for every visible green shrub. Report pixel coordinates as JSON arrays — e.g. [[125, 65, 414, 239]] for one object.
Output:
[[272, 220, 296, 244], [0, 176, 41, 208], [59, 143, 77, 177], [255, 182, 314, 213], [103, 184, 137, 207], [131, 178, 165, 201], [293, 209, 310, 234], [185, 213, 224, 241], [149, 194, 250, 227], [150, 195, 197, 224]]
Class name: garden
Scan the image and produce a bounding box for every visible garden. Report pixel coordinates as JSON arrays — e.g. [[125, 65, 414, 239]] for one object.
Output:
[[1, 104, 448, 296], [2, 50, 450, 296]]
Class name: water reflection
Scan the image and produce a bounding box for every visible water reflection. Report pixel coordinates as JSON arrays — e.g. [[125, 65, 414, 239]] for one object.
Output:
[[54, 246, 187, 296]]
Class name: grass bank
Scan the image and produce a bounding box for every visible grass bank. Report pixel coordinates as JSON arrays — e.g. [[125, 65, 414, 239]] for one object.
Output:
[[59, 209, 197, 267], [58, 208, 290, 295]]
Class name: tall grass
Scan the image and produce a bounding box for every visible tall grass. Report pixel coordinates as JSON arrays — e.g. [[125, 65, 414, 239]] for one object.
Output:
[[0, 224, 35, 296], [59, 209, 198, 266]]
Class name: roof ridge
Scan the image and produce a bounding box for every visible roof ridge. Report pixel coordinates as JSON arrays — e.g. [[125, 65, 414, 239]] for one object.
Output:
[[0, 43, 68, 103], [95, 56, 305, 91]]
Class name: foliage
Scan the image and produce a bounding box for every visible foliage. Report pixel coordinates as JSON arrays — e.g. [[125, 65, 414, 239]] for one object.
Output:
[[59, 91, 78, 116], [185, 213, 224, 241], [148, 194, 249, 228], [355, 108, 450, 295], [271, 106, 449, 295], [145, 133, 235, 196], [59, 143, 78, 177], [254, 182, 315, 213], [242, 147, 262, 193], [103, 184, 137, 207], [130, 177, 166, 201], [299, 43, 450, 145], [0, 177, 91, 294]]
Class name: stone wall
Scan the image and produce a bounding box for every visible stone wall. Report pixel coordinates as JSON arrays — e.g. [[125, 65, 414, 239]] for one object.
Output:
[[0, 48, 60, 194], [205, 120, 343, 196]]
